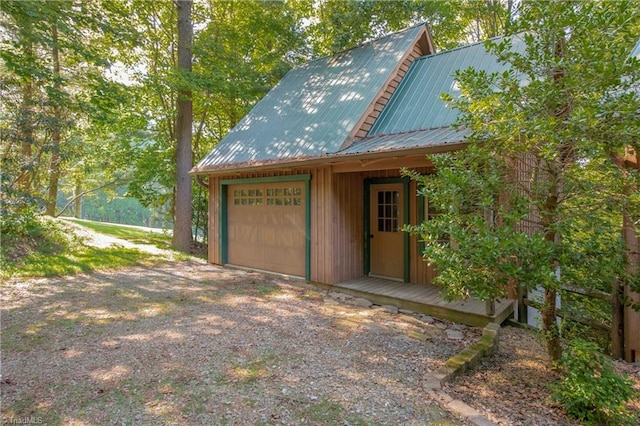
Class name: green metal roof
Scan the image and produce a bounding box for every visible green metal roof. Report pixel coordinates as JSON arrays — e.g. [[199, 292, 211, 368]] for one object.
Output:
[[338, 126, 470, 155], [194, 25, 426, 172], [369, 35, 527, 136]]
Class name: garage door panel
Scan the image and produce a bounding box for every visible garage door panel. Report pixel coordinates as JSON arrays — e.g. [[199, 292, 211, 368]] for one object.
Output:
[[274, 230, 303, 249], [269, 248, 305, 276], [227, 181, 306, 277], [228, 224, 261, 265]]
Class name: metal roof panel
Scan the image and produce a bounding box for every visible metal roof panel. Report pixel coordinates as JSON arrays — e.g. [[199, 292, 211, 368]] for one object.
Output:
[[338, 126, 470, 155], [194, 25, 426, 172], [369, 35, 527, 136]]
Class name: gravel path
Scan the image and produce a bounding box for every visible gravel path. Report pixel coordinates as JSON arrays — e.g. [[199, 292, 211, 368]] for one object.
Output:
[[1, 260, 478, 425], [7, 225, 634, 424]]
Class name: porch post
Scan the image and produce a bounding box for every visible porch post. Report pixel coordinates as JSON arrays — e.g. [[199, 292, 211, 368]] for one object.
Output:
[[485, 299, 495, 317]]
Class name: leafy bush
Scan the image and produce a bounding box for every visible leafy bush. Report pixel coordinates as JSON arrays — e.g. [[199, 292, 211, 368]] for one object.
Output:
[[1, 208, 72, 269], [551, 338, 637, 425], [1, 203, 39, 240]]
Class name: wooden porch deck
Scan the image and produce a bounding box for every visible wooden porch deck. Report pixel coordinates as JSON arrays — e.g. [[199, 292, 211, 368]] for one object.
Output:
[[334, 276, 514, 327]]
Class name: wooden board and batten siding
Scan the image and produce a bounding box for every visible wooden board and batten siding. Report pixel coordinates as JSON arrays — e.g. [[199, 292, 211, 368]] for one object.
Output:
[[323, 166, 437, 285], [207, 161, 437, 286], [208, 166, 363, 284]]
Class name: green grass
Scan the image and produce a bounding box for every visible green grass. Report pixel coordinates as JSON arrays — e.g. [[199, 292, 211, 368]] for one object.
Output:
[[62, 218, 172, 249], [1, 216, 172, 279], [5, 246, 151, 278]]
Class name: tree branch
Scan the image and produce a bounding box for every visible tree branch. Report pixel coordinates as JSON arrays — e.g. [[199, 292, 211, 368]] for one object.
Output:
[[54, 176, 127, 218]]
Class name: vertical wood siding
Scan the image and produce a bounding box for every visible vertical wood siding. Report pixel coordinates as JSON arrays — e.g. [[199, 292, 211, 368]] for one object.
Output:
[[331, 172, 365, 283], [205, 163, 436, 286], [408, 178, 437, 285], [310, 166, 334, 284]]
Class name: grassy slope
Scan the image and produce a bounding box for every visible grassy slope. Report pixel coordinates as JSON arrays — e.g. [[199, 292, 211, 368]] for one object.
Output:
[[1, 217, 177, 279], [62, 218, 173, 249]]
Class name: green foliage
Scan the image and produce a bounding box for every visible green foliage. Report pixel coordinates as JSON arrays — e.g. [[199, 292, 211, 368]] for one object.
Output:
[[309, 0, 514, 56], [58, 186, 166, 228], [407, 1, 640, 360], [1, 209, 71, 266], [3, 0, 634, 294], [62, 218, 172, 250], [404, 146, 561, 303], [0, 0, 142, 219], [6, 246, 147, 278], [192, 182, 208, 243], [1, 0, 518, 247], [551, 339, 637, 425], [0, 215, 164, 279]]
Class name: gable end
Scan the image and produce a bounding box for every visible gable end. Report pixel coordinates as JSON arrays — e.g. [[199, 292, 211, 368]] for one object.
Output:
[[345, 27, 435, 145]]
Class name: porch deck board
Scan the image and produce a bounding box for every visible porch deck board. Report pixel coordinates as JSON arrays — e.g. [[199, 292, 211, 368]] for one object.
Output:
[[334, 276, 514, 327], [361, 279, 396, 293]]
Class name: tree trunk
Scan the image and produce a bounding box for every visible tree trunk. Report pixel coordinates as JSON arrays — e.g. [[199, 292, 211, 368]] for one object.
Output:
[[542, 287, 562, 362], [172, 0, 193, 252], [539, 35, 568, 365], [73, 180, 82, 218], [611, 278, 624, 359], [16, 40, 35, 192], [622, 190, 639, 363], [541, 174, 562, 364], [45, 25, 62, 217]]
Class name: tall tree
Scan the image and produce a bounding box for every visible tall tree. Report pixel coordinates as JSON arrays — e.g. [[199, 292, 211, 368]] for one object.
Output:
[[1, 0, 139, 218], [45, 24, 62, 216], [173, 0, 193, 251], [309, 0, 514, 56], [126, 0, 308, 242], [407, 0, 640, 362]]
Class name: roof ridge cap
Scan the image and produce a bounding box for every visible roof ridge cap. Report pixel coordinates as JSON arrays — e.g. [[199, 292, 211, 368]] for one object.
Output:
[[415, 32, 524, 62]]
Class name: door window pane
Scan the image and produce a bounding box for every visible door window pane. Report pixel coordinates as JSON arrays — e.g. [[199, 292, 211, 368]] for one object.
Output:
[[376, 190, 399, 232]]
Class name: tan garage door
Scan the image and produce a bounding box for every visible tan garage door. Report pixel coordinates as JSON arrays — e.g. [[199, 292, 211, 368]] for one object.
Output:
[[227, 181, 306, 277]]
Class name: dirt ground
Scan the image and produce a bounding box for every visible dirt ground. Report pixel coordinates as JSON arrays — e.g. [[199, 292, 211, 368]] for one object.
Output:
[[2, 260, 472, 425], [445, 324, 640, 426], [2, 259, 639, 425]]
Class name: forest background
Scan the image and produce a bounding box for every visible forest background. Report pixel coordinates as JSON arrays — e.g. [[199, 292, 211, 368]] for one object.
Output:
[[2, 0, 639, 335], [1, 0, 520, 248], [2, 2, 640, 420]]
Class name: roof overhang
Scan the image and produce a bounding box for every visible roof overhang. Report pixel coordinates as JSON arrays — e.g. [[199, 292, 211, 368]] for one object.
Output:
[[189, 137, 468, 177]]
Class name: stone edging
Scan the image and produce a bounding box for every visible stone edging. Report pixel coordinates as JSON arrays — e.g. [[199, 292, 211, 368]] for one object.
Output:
[[442, 322, 500, 381], [424, 322, 501, 426], [317, 287, 502, 425], [424, 322, 500, 388]]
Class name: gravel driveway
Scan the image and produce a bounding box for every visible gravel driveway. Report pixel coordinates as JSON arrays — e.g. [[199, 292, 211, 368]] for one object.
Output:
[[1, 260, 478, 425]]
